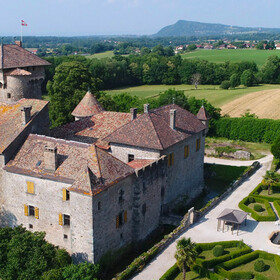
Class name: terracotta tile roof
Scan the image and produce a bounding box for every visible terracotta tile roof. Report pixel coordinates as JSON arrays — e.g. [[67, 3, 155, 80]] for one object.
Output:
[[0, 44, 51, 69], [0, 99, 49, 153], [104, 104, 206, 150], [72, 91, 104, 118], [51, 111, 132, 147], [197, 106, 211, 121], [5, 68, 32, 76], [127, 159, 155, 169], [4, 134, 134, 196]]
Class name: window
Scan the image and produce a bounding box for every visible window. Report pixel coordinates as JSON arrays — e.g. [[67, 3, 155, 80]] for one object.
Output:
[[116, 210, 127, 228], [26, 181, 34, 194], [59, 213, 70, 226], [29, 224, 33, 229], [64, 234, 68, 239], [62, 188, 70, 201], [118, 189, 124, 203], [128, 154, 134, 162], [142, 203, 146, 215], [24, 204, 39, 219], [7, 93, 11, 99], [184, 145, 189, 158], [142, 182, 147, 194], [196, 139, 201, 151], [168, 152, 174, 167], [98, 201, 101, 210]]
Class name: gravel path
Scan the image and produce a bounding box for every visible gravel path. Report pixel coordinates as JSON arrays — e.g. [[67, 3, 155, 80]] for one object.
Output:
[[133, 155, 275, 280]]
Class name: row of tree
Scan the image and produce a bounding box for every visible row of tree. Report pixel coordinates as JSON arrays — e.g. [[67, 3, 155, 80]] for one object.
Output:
[[45, 48, 280, 94]]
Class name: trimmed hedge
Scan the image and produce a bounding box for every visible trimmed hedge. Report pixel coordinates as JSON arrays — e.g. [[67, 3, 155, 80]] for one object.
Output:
[[238, 196, 276, 221], [159, 263, 180, 280], [250, 183, 280, 202], [214, 117, 280, 143]]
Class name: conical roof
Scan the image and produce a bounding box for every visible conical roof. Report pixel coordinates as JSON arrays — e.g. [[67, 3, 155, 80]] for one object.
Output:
[[72, 91, 104, 118], [197, 106, 211, 121]]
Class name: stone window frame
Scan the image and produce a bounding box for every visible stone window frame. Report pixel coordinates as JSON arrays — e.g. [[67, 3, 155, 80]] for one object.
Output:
[[116, 210, 127, 228]]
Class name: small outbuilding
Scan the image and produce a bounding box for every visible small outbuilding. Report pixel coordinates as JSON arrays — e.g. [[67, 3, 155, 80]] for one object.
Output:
[[217, 208, 248, 235]]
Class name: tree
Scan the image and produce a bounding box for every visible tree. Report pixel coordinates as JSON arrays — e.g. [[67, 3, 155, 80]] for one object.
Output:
[[271, 135, 280, 159], [261, 55, 280, 83], [262, 171, 280, 195], [47, 61, 95, 127], [230, 73, 240, 88], [240, 70, 255, 87], [191, 73, 201, 89], [187, 44, 197, 51], [62, 263, 100, 280], [175, 237, 198, 280]]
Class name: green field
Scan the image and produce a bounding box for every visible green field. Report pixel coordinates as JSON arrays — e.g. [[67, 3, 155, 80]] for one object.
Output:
[[87, 51, 115, 59], [181, 49, 280, 68], [105, 84, 280, 107]]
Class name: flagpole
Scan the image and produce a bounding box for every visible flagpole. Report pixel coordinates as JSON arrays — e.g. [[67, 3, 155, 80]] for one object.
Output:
[[21, 22, 22, 42]]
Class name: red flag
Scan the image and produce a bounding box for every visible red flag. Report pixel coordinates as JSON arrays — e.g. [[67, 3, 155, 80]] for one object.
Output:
[[21, 20, 27, 26]]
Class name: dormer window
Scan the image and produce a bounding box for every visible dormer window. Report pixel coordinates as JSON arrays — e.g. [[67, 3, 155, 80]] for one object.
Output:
[[128, 154, 134, 162]]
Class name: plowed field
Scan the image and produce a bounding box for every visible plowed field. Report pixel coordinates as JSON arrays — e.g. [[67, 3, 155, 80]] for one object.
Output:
[[221, 89, 280, 119]]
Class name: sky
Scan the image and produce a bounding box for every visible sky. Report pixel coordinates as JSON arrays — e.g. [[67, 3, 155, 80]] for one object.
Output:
[[1, 0, 280, 36]]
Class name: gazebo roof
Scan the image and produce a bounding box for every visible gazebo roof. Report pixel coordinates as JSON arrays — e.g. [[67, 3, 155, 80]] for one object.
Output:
[[217, 208, 248, 225]]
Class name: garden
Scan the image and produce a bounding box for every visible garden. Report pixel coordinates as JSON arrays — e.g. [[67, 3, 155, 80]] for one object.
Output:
[[239, 171, 280, 222], [160, 240, 280, 280]]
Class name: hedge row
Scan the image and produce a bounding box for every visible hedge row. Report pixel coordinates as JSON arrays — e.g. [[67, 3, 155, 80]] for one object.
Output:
[[238, 196, 276, 221], [159, 263, 180, 280], [195, 240, 245, 252], [196, 246, 252, 269], [214, 117, 280, 143], [250, 183, 280, 202]]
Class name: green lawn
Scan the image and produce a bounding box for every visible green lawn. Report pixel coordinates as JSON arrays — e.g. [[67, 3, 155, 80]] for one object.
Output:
[[86, 51, 115, 59], [230, 258, 280, 279], [105, 84, 280, 107], [259, 189, 280, 199], [248, 202, 269, 217], [198, 247, 240, 261], [181, 49, 280, 68]]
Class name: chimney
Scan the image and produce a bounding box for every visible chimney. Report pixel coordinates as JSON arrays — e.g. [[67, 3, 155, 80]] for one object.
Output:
[[130, 108, 137, 120], [44, 145, 58, 172], [144, 104, 150, 113], [170, 109, 176, 130], [21, 106, 32, 125], [15, 41, 22, 47]]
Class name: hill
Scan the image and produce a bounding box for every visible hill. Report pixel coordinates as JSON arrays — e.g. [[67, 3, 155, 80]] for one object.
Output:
[[154, 20, 280, 37]]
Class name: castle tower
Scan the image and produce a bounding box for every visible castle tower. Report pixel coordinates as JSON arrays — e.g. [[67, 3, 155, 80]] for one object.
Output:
[[72, 91, 104, 121], [0, 41, 51, 103], [197, 105, 211, 133]]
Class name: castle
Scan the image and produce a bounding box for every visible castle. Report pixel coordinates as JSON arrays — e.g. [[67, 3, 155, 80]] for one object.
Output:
[[0, 42, 210, 263]]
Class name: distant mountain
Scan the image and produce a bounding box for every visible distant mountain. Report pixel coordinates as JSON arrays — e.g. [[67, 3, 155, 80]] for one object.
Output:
[[154, 20, 280, 37]]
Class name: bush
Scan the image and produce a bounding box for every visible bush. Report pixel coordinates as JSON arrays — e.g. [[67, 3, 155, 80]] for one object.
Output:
[[241, 69, 255, 87], [230, 73, 240, 88], [159, 263, 180, 280], [249, 197, 255, 203], [254, 204, 264, 212], [254, 259, 266, 272], [213, 245, 224, 257], [271, 135, 280, 159], [261, 184, 268, 190], [220, 80, 231, 89]]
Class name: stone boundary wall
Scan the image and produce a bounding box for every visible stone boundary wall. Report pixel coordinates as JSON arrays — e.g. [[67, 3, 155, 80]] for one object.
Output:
[[115, 161, 260, 280], [196, 161, 260, 219]]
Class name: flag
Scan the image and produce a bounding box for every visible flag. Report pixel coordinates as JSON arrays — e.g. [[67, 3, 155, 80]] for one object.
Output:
[[21, 20, 27, 26]]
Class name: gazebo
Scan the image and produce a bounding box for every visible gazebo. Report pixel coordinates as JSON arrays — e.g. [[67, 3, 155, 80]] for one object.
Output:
[[217, 208, 248, 236]]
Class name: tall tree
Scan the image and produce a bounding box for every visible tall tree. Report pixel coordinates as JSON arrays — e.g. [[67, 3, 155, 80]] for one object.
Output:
[[262, 171, 280, 195], [175, 237, 198, 280]]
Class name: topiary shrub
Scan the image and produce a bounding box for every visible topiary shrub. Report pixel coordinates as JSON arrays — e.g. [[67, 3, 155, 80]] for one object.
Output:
[[254, 204, 264, 212], [249, 197, 255, 203], [254, 259, 266, 272], [213, 245, 224, 257]]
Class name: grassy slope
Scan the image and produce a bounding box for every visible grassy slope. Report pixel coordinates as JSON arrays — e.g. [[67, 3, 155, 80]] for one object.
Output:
[[86, 51, 115, 59], [181, 49, 280, 68], [105, 84, 280, 107]]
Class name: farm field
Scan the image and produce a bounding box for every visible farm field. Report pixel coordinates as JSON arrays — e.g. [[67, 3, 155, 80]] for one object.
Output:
[[181, 49, 280, 68], [105, 84, 280, 108], [87, 51, 115, 59], [221, 88, 280, 119]]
